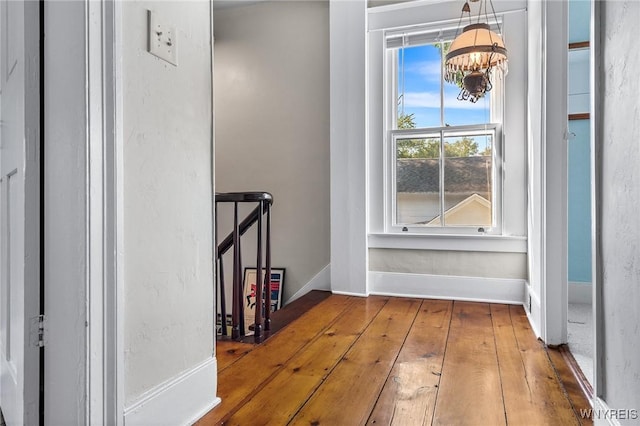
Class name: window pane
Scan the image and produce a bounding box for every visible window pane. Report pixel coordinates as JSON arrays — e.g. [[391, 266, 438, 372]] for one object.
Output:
[[395, 137, 441, 226], [443, 134, 493, 227], [443, 80, 492, 126], [396, 44, 442, 128]]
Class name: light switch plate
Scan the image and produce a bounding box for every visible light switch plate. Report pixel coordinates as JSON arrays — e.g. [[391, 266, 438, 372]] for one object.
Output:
[[148, 10, 177, 66]]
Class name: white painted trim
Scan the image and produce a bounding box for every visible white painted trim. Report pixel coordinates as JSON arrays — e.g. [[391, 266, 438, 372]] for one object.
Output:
[[592, 397, 622, 426], [590, 0, 605, 404], [525, 0, 545, 348], [123, 357, 220, 426], [367, 0, 450, 14], [331, 291, 369, 298], [524, 283, 542, 338], [330, 0, 369, 296], [368, 233, 527, 253], [369, 271, 525, 305], [86, 1, 120, 423], [541, 0, 569, 347], [43, 2, 92, 423], [285, 264, 331, 305], [526, 0, 569, 346], [568, 282, 593, 305], [113, 1, 126, 423]]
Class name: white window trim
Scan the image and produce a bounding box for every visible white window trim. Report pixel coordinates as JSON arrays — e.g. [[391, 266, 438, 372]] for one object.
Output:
[[367, 0, 528, 253], [369, 233, 527, 253], [383, 29, 504, 236], [386, 124, 503, 235]]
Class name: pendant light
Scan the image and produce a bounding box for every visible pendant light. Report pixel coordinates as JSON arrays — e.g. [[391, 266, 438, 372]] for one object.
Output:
[[444, 0, 507, 103]]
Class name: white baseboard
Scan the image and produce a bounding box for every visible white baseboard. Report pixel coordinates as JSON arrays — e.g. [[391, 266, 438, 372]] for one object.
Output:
[[285, 264, 331, 305], [592, 397, 626, 426], [331, 290, 369, 297], [124, 356, 220, 426], [368, 271, 525, 305], [524, 283, 542, 338], [569, 281, 593, 304]]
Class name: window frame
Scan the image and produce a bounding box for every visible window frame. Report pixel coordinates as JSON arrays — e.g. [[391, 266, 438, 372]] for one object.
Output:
[[383, 32, 505, 236]]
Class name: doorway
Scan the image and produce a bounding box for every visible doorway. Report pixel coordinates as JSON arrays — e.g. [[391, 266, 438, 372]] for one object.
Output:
[[566, 0, 593, 389]]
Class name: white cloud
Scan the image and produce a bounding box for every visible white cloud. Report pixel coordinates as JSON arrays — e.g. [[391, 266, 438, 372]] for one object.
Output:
[[404, 92, 440, 108], [404, 91, 488, 110], [405, 60, 442, 83]]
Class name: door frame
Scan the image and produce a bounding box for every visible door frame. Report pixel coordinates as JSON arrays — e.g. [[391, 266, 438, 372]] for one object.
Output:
[[590, 0, 605, 406], [43, 0, 122, 423], [540, 0, 569, 346], [526, 0, 569, 346], [85, 0, 124, 424]]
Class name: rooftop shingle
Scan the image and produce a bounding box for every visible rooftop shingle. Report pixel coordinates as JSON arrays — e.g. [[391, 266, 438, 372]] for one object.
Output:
[[396, 156, 492, 193]]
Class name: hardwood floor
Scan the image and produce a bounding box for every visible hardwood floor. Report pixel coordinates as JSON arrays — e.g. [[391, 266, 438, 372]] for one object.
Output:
[[198, 295, 592, 425]]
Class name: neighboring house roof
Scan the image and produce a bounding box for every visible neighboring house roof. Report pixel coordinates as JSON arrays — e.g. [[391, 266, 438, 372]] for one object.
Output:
[[396, 156, 492, 193], [427, 193, 492, 226]]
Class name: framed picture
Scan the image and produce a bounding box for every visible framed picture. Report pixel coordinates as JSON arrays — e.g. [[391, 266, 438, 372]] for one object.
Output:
[[243, 267, 285, 335], [215, 313, 233, 336]]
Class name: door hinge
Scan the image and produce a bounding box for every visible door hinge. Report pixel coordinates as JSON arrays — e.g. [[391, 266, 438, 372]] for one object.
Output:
[[30, 314, 47, 347]]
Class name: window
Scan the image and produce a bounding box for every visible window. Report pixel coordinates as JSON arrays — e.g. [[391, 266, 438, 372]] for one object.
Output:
[[385, 25, 503, 234]]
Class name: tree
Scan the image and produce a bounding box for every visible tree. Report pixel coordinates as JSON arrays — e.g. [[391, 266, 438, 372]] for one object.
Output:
[[396, 112, 486, 159], [397, 137, 483, 159], [397, 138, 440, 158], [444, 137, 479, 157], [397, 112, 416, 129]]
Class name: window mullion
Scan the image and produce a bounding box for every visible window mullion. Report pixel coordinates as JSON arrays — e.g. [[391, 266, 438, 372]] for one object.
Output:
[[439, 44, 445, 227], [439, 130, 445, 226], [439, 43, 445, 126]]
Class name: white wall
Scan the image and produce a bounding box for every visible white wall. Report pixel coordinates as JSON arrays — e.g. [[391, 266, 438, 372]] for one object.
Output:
[[122, 0, 215, 412], [369, 249, 527, 279], [599, 0, 640, 418], [214, 1, 330, 303]]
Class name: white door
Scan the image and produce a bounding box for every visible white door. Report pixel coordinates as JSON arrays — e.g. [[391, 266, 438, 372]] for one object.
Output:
[[0, 0, 41, 424]]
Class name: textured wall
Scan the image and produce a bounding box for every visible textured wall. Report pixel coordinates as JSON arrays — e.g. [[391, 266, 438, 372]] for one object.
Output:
[[600, 0, 640, 418], [214, 1, 330, 303], [123, 1, 214, 404], [369, 249, 527, 279]]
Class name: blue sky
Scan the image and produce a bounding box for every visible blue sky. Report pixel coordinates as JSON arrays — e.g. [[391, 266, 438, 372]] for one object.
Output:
[[398, 44, 491, 128]]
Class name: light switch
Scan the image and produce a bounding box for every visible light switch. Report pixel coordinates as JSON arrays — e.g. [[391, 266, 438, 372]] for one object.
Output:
[[148, 10, 178, 66]]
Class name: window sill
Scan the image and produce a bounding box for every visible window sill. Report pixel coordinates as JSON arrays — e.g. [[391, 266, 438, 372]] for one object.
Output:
[[368, 233, 527, 253]]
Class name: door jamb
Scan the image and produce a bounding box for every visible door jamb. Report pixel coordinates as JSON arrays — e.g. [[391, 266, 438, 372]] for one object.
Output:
[[85, 0, 123, 424], [540, 0, 569, 346], [590, 0, 605, 403]]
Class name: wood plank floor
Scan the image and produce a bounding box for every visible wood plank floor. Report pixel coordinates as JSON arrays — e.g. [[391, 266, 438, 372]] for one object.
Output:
[[197, 295, 592, 426]]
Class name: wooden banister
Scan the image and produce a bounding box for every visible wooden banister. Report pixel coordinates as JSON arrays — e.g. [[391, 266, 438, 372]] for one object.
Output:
[[215, 192, 273, 343]]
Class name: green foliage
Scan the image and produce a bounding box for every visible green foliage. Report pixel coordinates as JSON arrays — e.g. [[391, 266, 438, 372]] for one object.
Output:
[[397, 137, 485, 159], [397, 138, 440, 158], [396, 95, 490, 159], [434, 41, 451, 56], [397, 113, 416, 129], [444, 137, 479, 157]]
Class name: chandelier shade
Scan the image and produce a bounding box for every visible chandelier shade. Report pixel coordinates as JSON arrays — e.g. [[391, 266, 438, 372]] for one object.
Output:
[[444, 0, 508, 103], [445, 23, 507, 73]]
